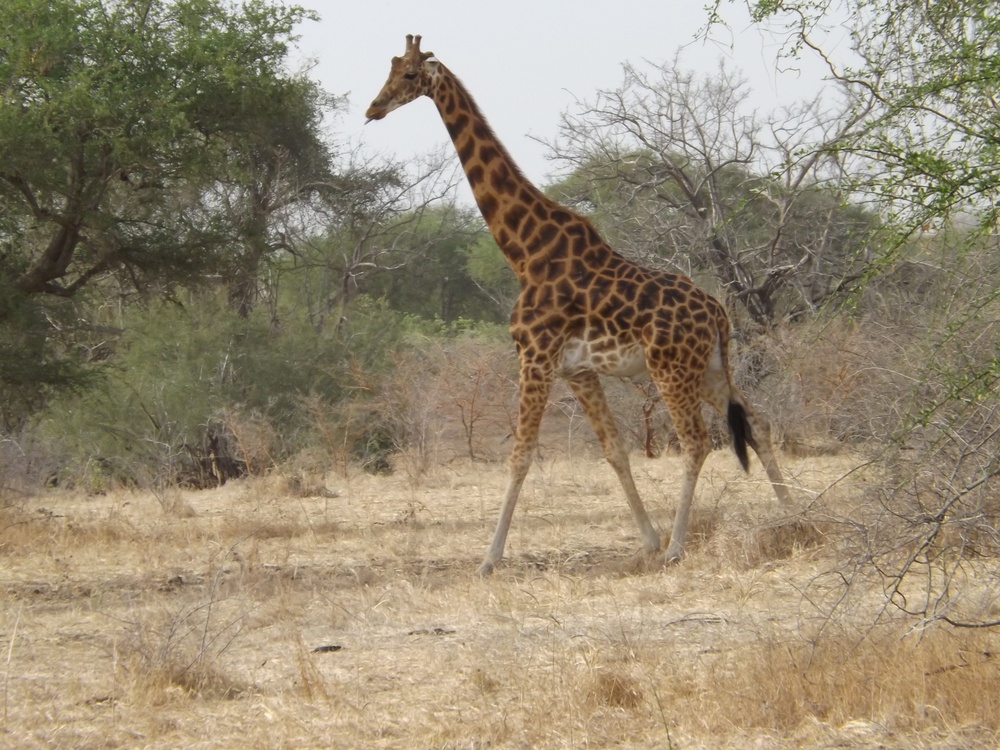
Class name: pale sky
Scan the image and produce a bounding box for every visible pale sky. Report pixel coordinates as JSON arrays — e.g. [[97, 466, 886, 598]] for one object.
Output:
[[292, 1, 832, 188]]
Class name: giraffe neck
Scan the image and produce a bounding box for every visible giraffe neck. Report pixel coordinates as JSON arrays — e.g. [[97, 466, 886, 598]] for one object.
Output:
[[429, 65, 554, 277]]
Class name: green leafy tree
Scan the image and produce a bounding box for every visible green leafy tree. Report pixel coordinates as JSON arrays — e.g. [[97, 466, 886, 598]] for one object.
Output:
[[179, 9, 336, 318], [0, 0, 330, 425], [465, 232, 520, 318], [39, 291, 408, 486], [0, 0, 323, 298], [713, 0, 1000, 233], [285, 150, 465, 331], [0, 278, 91, 431]]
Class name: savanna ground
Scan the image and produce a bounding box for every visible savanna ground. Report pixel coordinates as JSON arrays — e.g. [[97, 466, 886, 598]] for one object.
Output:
[[2, 436, 999, 749]]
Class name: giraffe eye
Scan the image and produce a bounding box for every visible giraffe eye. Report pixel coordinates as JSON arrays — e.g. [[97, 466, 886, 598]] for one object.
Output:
[[403, 71, 418, 81]]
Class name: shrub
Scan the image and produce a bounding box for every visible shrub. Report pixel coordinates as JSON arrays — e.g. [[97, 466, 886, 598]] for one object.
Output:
[[32, 292, 407, 488]]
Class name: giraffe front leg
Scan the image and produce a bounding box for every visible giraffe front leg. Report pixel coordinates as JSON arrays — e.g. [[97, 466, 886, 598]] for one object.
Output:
[[479, 450, 532, 576], [479, 366, 553, 576]]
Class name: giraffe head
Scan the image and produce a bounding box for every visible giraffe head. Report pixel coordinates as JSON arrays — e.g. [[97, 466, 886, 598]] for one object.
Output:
[[365, 34, 437, 122]]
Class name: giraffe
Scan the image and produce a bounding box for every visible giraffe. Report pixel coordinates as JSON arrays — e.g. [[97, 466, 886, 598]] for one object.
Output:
[[366, 35, 793, 575]]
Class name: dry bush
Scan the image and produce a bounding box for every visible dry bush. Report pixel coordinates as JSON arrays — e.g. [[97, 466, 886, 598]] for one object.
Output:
[[597, 378, 691, 456], [0, 431, 63, 499], [373, 331, 720, 471], [840, 469, 1000, 628], [171, 409, 284, 489], [373, 334, 520, 474], [218, 408, 279, 478], [0, 503, 37, 557], [115, 616, 249, 705], [711, 514, 827, 570], [298, 390, 390, 476], [586, 669, 645, 710], [0, 501, 143, 561], [300, 322, 793, 477], [113, 558, 255, 704], [725, 318, 919, 455], [153, 487, 197, 518], [807, 243, 1000, 628]]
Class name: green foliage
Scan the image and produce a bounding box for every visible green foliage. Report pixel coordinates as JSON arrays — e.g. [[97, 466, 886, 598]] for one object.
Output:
[[0, 281, 91, 431], [839, 1, 1000, 234], [36, 292, 406, 486], [0, 0, 336, 425], [379, 232, 490, 322], [719, 0, 1000, 232], [327, 203, 509, 325], [465, 233, 520, 313], [0, 0, 327, 293]]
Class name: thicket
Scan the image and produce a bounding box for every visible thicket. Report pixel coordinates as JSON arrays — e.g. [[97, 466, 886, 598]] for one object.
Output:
[[708, 0, 1000, 630]]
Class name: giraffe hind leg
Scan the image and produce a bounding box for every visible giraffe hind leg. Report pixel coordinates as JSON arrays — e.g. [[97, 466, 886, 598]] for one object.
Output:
[[566, 372, 661, 555], [704, 361, 793, 506], [652, 371, 712, 563], [737, 398, 794, 506]]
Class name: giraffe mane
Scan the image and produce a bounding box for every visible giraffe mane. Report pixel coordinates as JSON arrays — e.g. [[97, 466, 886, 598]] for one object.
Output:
[[447, 69, 534, 188]]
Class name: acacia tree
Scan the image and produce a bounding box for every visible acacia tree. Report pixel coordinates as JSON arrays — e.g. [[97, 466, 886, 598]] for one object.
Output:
[[713, 0, 1000, 233], [365, 205, 501, 324], [0, 0, 325, 299], [547, 57, 875, 327], [193, 58, 337, 319], [0, 0, 331, 427]]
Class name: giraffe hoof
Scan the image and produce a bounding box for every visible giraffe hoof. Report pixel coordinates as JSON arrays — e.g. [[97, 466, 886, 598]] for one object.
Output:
[[661, 546, 684, 565], [477, 561, 496, 577]]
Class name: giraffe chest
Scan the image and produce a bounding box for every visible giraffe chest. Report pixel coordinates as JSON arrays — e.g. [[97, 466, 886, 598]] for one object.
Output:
[[557, 335, 648, 379]]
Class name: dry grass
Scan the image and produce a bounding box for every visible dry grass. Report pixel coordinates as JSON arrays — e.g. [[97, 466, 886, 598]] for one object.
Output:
[[1, 448, 998, 748]]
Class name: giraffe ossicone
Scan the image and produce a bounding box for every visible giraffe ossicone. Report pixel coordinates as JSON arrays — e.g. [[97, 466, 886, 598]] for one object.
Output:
[[366, 35, 794, 575]]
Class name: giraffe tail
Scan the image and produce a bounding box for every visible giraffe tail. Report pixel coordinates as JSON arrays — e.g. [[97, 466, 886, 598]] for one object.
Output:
[[727, 401, 752, 473]]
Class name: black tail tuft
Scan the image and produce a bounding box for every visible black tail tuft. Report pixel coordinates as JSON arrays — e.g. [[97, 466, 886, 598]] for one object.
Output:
[[727, 401, 752, 473]]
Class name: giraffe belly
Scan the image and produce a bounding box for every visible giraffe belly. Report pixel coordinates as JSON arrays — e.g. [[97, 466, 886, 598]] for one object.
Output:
[[558, 337, 648, 379]]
